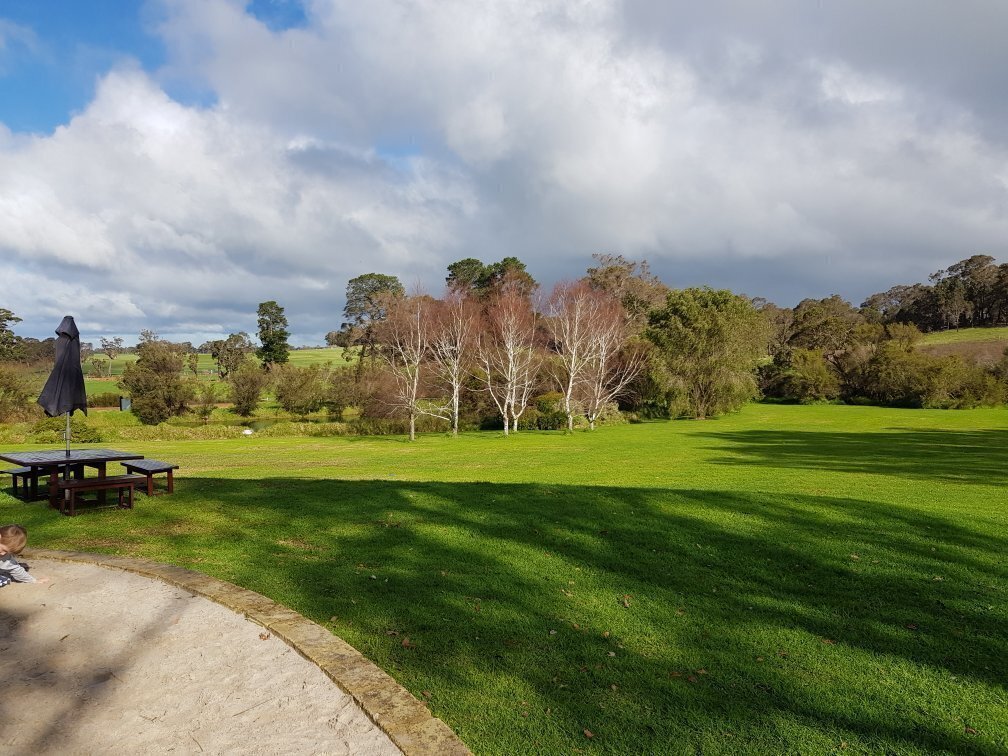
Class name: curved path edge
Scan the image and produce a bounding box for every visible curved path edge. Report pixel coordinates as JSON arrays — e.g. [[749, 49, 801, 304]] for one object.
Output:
[[28, 548, 472, 756]]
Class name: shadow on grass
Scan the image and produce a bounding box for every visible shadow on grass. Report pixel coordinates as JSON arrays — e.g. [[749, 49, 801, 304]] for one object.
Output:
[[699, 427, 1008, 484], [55, 475, 1005, 755]]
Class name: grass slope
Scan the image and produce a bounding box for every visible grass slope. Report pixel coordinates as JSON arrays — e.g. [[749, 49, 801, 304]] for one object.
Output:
[[918, 326, 1008, 346], [2, 404, 1006, 754]]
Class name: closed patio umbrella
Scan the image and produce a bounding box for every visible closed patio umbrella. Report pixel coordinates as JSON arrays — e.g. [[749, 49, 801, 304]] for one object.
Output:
[[37, 315, 89, 456]]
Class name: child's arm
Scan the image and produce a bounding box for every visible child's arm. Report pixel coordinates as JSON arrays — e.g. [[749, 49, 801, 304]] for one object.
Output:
[[0, 557, 36, 583]]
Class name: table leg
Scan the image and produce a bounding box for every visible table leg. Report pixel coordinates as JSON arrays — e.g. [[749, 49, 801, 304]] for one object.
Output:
[[97, 462, 107, 505], [47, 465, 59, 509]]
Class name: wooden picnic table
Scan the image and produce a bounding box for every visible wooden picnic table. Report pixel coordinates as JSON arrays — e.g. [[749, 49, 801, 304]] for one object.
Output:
[[0, 449, 144, 509]]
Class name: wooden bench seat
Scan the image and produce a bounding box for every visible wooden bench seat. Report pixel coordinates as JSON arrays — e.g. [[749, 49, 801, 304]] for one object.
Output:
[[121, 459, 179, 496], [5, 464, 85, 501], [3, 467, 39, 500], [57, 474, 147, 516]]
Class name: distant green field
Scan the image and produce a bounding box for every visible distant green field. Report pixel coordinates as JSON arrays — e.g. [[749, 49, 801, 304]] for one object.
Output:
[[918, 326, 1008, 346], [82, 347, 351, 394], [3, 404, 1005, 754], [286, 346, 349, 367]]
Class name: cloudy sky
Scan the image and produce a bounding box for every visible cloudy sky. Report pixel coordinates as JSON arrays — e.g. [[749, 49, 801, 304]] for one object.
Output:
[[1, 0, 1006, 345]]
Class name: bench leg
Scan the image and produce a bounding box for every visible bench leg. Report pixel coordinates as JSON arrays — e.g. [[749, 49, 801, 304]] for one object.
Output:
[[166, 470, 174, 494], [146, 474, 154, 497]]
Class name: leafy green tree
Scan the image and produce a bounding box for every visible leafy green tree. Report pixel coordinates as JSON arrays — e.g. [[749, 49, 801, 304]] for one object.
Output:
[[273, 363, 330, 418], [0, 309, 23, 363], [99, 336, 124, 377], [209, 332, 254, 379], [445, 257, 538, 300], [584, 253, 669, 331], [193, 381, 218, 424], [229, 358, 270, 417], [783, 349, 841, 403], [340, 273, 405, 379], [325, 330, 348, 347], [445, 258, 486, 293], [119, 338, 194, 424], [647, 288, 769, 419], [789, 296, 863, 353], [256, 300, 290, 368], [0, 366, 34, 421]]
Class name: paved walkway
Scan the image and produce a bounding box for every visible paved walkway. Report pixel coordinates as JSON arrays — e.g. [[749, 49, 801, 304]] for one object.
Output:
[[0, 556, 465, 754]]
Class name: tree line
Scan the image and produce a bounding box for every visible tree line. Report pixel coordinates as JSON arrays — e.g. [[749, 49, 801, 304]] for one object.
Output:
[[2, 252, 1007, 430]]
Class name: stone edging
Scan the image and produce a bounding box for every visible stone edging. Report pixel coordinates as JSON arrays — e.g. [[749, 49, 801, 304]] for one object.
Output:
[[28, 548, 471, 756]]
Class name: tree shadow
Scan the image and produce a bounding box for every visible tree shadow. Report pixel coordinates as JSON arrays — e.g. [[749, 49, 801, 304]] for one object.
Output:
[[698, 427, 1008, 484], [72, 476, 1008, 754]]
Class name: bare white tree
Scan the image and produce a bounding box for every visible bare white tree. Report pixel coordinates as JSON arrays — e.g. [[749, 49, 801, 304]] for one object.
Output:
[[378, 294, 448, 440], [582, 296, 647, 429], [429, 292, 477, 436], [546, 281, 604, 432], [476, 283, 540, 436]]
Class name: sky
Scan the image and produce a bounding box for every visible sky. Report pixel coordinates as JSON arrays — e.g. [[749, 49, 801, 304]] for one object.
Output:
[[1, 0, 1006, 346]]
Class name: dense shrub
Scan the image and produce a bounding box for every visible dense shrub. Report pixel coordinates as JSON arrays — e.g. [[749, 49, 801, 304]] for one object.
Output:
[[273, 364, 330, 417], [782, 349, 841, 403], [0, 367, 37, 422], [120, 339, 194, 425], [522, 392, 567, 430], [866, 344, 1002, 408], [30, 415, 102, 444], [590, 402, 627, 426], [229, 359, 270, 417], [346, 415, 448, 436], [193, 381, 219, 424]]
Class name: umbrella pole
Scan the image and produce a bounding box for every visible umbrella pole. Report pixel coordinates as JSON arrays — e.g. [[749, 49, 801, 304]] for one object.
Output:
[[65, 411, 70, 456]]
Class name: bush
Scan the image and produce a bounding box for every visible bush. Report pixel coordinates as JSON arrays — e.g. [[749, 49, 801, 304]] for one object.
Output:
[[783, 349, 841, 403], [273, 364, 330, 417], [866, 344, 1002, 408], [534, 392, 568, 430], [590, 402, 627, 426], [229, 359, 270, 417], [120, 339, 194, 425], [193, 381, 219, 424], [30, 415, 102, 444], [0, 367, 37, 422]]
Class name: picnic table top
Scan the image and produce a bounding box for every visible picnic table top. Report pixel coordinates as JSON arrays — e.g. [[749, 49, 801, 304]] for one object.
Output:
[[121, 459, 178, 472], [0, 449, 144, 467]]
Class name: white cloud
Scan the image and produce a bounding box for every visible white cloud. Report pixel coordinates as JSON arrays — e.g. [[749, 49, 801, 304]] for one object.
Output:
[[2, 0, 1007, 342], [0, 63, 475, 341]]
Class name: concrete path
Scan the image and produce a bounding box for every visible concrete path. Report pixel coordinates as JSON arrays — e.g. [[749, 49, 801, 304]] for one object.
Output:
[[0, 557, 459, 754]]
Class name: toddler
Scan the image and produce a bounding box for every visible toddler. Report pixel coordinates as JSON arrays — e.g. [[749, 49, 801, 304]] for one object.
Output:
[[0, 524, 48, 585]]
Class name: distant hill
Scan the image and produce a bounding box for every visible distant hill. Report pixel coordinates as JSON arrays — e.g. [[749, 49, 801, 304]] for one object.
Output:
[[917, 326, 1008, 365]]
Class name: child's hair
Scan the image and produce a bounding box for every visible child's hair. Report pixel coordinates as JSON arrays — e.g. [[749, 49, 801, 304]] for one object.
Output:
[[0, 524, 28, 555]]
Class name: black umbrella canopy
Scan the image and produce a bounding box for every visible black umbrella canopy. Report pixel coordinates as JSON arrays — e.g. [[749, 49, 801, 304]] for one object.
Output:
[[37, 315, 88, 418]]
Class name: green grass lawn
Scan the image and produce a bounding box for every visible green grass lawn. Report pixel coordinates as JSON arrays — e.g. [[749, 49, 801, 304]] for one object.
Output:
[[2, 404, 1006, 754], [918, 325, 1008, 346]]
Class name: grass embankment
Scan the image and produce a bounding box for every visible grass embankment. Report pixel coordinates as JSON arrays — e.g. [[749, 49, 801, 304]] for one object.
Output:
[[2, 405, 1006, 754], [918, 326, 1008, 346], [918, 326, 1008, 365]]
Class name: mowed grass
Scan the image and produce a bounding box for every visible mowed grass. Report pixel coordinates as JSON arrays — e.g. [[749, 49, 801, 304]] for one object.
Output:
[[3, 404, 1006, 754], [918, 326, 1008, 346]]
